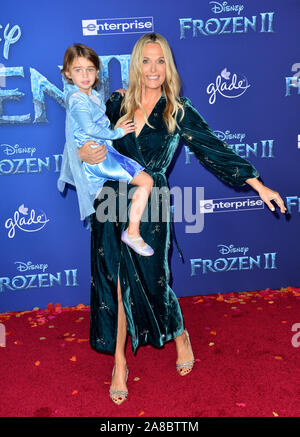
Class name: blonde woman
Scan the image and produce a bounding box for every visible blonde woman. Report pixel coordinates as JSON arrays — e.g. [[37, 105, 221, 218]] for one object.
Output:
[[79, 33, 286, 405]]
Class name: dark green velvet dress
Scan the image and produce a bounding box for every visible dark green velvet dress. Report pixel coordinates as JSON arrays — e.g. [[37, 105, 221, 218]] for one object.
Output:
[[89, 92, 260, 355]]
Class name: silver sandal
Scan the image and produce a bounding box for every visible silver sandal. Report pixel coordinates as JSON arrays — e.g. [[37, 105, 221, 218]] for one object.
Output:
[[109, 365, 129, 405], [176, 330, 195, 376]]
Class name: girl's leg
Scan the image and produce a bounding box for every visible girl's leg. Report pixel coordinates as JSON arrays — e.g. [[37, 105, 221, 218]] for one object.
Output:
[[110, 277, 128, 404], [127, 171, 153, 245]]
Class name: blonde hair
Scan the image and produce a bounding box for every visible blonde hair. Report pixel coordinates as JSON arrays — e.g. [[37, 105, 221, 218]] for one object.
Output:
[[116, 33, 184, 133]]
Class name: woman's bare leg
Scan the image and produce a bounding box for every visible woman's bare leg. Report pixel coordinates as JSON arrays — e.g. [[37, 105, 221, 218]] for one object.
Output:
[[127, 171, 153, 245], [110, 277, 128, 404]]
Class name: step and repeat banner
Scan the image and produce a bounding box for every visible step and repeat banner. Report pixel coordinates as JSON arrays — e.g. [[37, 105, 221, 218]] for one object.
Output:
[[0, 0, 299, 312]]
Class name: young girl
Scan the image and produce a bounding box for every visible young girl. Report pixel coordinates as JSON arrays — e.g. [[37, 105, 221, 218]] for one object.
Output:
[[58, 43, 154, 256]]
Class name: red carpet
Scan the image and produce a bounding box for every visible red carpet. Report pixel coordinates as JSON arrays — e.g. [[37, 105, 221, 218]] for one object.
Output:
[[1, 286, 300, 418]]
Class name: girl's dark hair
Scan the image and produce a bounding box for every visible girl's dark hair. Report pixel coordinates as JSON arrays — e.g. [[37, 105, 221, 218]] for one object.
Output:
[[61, 43, 100, 86]]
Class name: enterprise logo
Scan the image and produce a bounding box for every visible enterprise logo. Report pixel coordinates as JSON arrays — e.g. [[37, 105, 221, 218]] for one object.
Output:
[[200, 196, 264, 213], [82, 17, 154, 36]]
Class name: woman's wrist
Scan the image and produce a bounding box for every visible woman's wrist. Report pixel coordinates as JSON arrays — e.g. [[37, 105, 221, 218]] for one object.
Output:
[[245, 177, 265, 193]]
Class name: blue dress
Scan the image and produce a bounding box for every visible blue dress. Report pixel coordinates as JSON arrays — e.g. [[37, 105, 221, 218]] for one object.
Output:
[[58, 84, 144, 221]]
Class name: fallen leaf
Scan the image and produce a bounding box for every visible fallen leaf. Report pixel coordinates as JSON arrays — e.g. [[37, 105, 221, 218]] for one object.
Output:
[[35, 361, 40, 366], [70, 356, 77, 362]]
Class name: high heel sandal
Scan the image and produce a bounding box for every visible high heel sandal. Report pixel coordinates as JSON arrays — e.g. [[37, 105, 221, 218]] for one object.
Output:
[[109, 365, 129, 405], [176, 330, 195, 376]]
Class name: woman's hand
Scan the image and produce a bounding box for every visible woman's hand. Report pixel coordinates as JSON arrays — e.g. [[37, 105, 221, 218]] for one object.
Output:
[[78, 140, 107, 164], [246, 177, 287, 213], [257, 185, 287, 213], [115, 88, 126, 97]]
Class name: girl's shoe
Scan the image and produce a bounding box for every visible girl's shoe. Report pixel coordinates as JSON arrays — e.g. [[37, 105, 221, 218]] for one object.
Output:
[[176, 330, 195, 376], [109, 365, 129, 405], [121, 229, 154, 256]]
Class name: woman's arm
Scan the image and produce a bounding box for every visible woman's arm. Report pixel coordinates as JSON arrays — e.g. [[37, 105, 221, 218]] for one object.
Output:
[[179, 97, 286, 213]]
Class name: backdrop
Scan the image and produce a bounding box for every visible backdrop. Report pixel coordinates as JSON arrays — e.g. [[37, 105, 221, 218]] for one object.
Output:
[[1, 0, 299, 313]]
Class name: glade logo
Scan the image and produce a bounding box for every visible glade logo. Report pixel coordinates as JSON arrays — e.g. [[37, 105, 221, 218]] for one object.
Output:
[[210, 1, 244, 15], [1, 144, 36, 156], [199, 196, 264, 214], [82, 17, 154, 36], [4, 204, 50, 238], [207, 68, 250, 104]]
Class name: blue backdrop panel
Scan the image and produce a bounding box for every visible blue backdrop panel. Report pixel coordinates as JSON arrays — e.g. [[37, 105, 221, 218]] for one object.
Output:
[[0, 0, 299, 312]]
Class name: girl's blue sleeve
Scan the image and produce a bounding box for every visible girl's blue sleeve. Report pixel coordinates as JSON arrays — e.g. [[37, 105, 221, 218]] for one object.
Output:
[[68, 91, 125, 140]]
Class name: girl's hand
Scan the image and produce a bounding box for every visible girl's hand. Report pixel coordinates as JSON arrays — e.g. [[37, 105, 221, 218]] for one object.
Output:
[[257, 185, 287, 214], [115, 88, 127, 97], [119, 120, 136, 136]]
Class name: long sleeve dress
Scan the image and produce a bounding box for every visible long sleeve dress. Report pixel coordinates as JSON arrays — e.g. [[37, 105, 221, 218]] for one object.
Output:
[[89, 92, 260, 355], [57, 84, 144, 222]]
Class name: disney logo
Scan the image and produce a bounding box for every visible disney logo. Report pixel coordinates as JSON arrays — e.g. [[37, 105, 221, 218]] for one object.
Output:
[[210, 1, 244, 15], [1, 144, 36, 156], [5, 204, 50, 239], [0, 23, 21, 60], [207, 68, 250, 104], [218, 244, 249, 256], [214, 130, 246, 142], [15, 261, 48, 273]]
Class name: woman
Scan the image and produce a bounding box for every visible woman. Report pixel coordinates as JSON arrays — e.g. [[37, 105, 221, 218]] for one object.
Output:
[[78, 33, 286, 405]]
